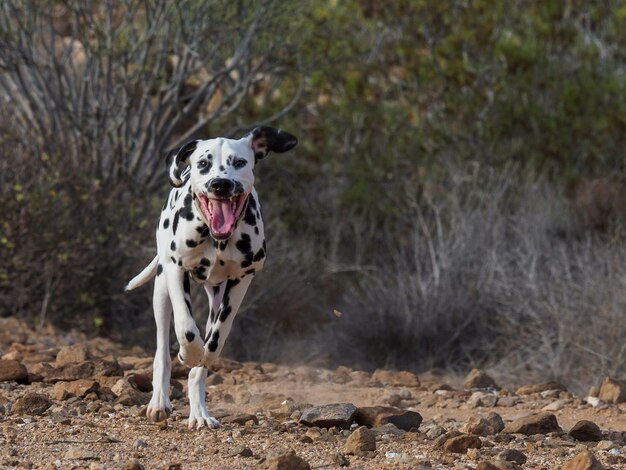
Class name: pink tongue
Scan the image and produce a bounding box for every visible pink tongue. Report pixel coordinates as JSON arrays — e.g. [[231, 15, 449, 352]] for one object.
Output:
[[211, 200, 235, 235]]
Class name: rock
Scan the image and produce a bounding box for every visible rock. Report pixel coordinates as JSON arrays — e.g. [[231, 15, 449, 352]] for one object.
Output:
[[468, 391, 498, 408], [64, 447, 98, 460], [541, 399, 565, 411], [516, 381, 567, 395], [596, 440, 616, 450], [443, 434, 482, 453], [127, 374, 152, 393], [498, 449, 527, 465], [51, 379, 99, 400], [598, 377, 626, 404], [56, 344, 90, 365], [132, 439, 148, 450], [355, 406, 422, 431], [228, 446, 253, 457], [112, 378, 150, 406], [464, 369, 499, 390], [12, 392, 52, 416], [331, 453, 349, 467], [562, 449, 604, 470], [371, 369, 420, 387], [43, 360, 121, 382], [502, 413, 562, 435], [206, 373, 224, 385], [299, 403, 357, 428], [259, 449, 310, 470], [496, 396, 519, 407], [569, 420, 603, 442], [465, 412, 505, 435], [426, 425, 446, 439], [221, 413, 259, 425], [0, 360, 28, 382], [477, 462, 521, 470], [343, 426, 376, 454], [121, 462, 144, 470]]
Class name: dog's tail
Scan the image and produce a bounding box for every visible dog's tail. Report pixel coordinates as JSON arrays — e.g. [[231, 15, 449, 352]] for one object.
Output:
[[125, 255, 159, 292]]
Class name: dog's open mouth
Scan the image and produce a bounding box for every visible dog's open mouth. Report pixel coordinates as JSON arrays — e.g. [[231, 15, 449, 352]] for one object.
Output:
[[197, 193, 247, 240]]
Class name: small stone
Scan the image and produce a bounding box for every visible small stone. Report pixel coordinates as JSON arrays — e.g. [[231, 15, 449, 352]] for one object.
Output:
[[56, 344, 90, 365], [166, 465, 182, 470], [498, 449, 527, 465], [502, 413, 561, 435], [562, 449, 603, 470], [0, 360, 28, 382], [541, 399, 565, 411], [426, 425, 446, 439], [13, 392, 52, 416], [64, 447, 98, 460], [332, 452, 349, 467], [221, 413, 259, 425], [496, 396, 519, 407], [299, 403, 357, 428], [355, 406, 422, 431], [206, 373, 224, 385], [132, 439, 148, 450], [52, 379, 99, 400], [259, 449, 310, 470], [343, 426, 376, 454], [598, 377, 626, 404], [569, 420, 602, 442], [468, 391, 498, 408], [597, 440, 616, 450], [228, 446, 253, 457], [127, 374, 152, 393], [465, 412, 504, 436], [464, 369, 498, 390], [443, 434, 482, 453], [516, 382, 567, 395], [121, 462, 144, 470]]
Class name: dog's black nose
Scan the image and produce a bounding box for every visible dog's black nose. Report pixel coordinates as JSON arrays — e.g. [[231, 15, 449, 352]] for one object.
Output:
[[208, 178, 235, 195]]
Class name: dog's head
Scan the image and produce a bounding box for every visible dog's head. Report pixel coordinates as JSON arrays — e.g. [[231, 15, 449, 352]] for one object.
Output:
[[166, 126, 297, 240]]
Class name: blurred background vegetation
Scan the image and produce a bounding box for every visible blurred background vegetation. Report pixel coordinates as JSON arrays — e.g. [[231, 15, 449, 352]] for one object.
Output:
[[1, 0, 625, 393]]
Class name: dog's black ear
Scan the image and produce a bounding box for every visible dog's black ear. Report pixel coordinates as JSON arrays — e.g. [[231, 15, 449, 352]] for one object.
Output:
[[166, 140, 199, 187], [249, 126, 298, 162]]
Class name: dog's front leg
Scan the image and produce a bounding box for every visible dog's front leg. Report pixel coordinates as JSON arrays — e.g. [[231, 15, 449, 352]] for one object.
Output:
[[202, 276, 253, 365], [164, 267, 204, 367], [146, 271, 172, 422]]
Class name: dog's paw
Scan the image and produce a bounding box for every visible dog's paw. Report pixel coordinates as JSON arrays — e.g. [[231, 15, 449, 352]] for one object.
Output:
[[187, 408, 220, 430], [177, 333, 205, 368], [146, 394, 172, 423]]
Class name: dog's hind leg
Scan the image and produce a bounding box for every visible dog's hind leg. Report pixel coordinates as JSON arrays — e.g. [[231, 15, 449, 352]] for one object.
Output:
[[146, 271, 173, 422], [202, 276, 252, 365]]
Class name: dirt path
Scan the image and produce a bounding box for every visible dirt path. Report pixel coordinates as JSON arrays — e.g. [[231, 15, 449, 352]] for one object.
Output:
[[0, 318, 625, 469]]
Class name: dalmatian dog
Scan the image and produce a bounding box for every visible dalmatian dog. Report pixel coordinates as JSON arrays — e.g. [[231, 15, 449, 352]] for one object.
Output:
[[125, 126, 297, 429]]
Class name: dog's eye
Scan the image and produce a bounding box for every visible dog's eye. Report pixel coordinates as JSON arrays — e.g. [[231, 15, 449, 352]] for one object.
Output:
[[198, 160, 209, 168], [233, 159, 247, 169]]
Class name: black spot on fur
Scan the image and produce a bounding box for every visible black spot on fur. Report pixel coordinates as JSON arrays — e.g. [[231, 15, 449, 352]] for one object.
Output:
[[248, 196, 257, 210], [183, 274, 191, 293], [219, 260, 225, 266], [186, 239, 198, 248], [198, 161, 213, 175], [219, 165, 225, 172], [180, 195, 194, 221], [235, 234, 251, 255], [207, 331, 219, 352], [219, 305, 232, 322], [201, 258, 211, 266], [170, 241, 176, 251], [170, 256, 176, 263], [172, 211, 180, 235], [244, 199, 256, 226], [219, 240, 228, 250], [196, 273, 207, 281], [241, 260, 252, 268], [185, 298, 192, 314], [234, 181, 244, 194], [253, 248, 265, 262], [246, 268, 256, 275], [163, 218, 170, 229], [226, 155, 234, 166], [254, 227, 259, 235], [213, 286, 220, 295], [178, 260, 182, 266], [185, 331, 195, 342], [196, 226, 210, 238], [229, 278, 240, 287], [156, 264, 163, 276]]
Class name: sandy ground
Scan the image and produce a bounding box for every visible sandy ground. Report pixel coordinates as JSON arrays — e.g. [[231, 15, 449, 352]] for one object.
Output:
[[0, 317, 625, 469]]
